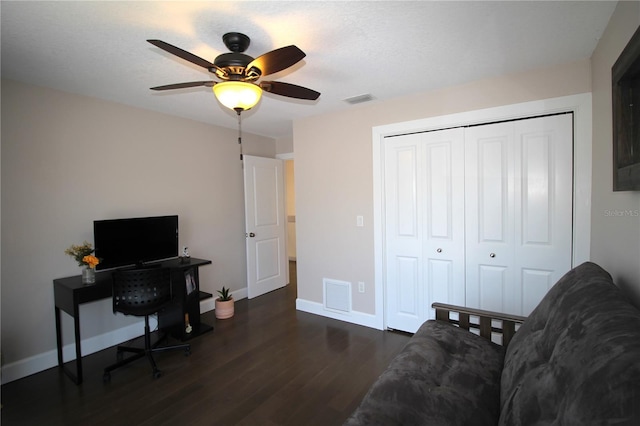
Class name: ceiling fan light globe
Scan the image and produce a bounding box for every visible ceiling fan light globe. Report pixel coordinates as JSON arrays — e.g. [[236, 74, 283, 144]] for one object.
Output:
[[213, 81, 262, 111]]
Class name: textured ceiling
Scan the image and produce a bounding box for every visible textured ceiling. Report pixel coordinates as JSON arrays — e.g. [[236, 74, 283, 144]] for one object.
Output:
[[1, 1, 616, 139]]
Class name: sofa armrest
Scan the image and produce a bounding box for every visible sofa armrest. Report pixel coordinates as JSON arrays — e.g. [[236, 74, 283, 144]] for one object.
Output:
[[432, 302, 526, 347]]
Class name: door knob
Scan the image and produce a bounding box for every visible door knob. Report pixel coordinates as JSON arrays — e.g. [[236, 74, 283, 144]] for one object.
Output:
[[249, 232, 256, 238], [490, 253, 496, 258], [437, 248, 442, 253]]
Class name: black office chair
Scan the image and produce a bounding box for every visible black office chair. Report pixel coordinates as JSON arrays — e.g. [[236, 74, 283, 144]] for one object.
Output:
[[103, 267, 190, 381]]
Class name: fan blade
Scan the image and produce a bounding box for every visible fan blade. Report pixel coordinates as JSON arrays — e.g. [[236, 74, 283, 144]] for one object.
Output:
[[260, 81, 320, 100], [246, 45, 306, 77], [148, 39, 220, 72], [150, 81, 215, 91]]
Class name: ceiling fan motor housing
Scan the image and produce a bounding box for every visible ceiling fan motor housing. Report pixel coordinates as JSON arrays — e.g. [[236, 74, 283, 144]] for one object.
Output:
[[213, 52, 259, 81]]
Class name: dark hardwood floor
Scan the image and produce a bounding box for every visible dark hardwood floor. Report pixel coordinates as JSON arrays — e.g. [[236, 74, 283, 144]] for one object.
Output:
[[1, 262, 411, 426]]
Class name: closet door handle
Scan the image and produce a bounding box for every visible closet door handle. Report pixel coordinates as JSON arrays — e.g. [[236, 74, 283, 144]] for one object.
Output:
[[436, 248, 442, 253], [489, 253, 496, 258]]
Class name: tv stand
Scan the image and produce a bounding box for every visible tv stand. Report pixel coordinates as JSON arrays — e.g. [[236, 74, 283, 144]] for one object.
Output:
[[53, 257, 213, 384]]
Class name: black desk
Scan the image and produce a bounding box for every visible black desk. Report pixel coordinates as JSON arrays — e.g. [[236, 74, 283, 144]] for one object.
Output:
[[53, 257, 212, 384]]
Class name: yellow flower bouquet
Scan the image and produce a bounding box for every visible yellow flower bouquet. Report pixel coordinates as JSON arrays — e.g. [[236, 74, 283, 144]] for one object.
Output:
[[65, 241, 100, 269]]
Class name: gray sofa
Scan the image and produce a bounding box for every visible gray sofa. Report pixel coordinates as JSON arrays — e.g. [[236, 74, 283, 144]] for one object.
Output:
[[344, 262, 640, 425]]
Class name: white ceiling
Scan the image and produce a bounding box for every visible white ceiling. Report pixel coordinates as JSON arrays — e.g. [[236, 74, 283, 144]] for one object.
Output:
[[1, 1, 617, 140]]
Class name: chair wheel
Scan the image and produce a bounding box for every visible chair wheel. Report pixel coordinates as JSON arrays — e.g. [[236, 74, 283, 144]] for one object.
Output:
[[103, 372, 111, 383], [185, 349, 191, 356], [153, 369, 163, 379]]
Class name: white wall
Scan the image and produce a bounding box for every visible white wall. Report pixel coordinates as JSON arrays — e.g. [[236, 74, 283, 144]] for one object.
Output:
[[276, 135, 294, 155], [294, 59, 592, 319], [590, 1, 640, 306], [0, 79, 276, 381]]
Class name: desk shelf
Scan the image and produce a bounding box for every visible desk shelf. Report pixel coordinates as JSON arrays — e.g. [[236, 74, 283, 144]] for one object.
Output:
[[199, 290, 213, 300]]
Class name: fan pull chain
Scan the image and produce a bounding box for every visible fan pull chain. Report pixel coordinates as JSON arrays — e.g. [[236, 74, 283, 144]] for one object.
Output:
[[237, 109, 243, 161]]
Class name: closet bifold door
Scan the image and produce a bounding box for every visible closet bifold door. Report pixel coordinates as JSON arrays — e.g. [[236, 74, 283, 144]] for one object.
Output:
[[384, 128, 465, 333], [464, 114, 573, 317]]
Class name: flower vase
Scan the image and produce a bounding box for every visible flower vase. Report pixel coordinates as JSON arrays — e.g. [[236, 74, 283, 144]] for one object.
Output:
[[82, 267, 96, 285]]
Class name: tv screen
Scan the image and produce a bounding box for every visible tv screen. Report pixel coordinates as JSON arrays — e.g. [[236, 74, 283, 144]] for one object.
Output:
[[94, 215, 178, 270]]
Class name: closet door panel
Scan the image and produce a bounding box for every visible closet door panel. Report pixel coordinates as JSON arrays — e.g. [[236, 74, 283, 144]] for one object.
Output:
[[428, 259, 455, 305], [395, 146, 419, 237], [466, 115, 573, 316], [423, 129, 466, 318], [514, 114, 573, 313], [384, 136, 425, 332], [521, 268, 555, 314], [465, 122, 516, 313], [479, 138, 509, 242], [394, 256, 420, 317], [521, 136, 552, 243], [426, 143, 453, 238], [384, 129, 464, 333], [478, 264, 508, 313]]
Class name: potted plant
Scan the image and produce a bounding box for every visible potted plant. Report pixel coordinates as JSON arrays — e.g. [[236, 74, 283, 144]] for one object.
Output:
[[215, 286, 234, 319]]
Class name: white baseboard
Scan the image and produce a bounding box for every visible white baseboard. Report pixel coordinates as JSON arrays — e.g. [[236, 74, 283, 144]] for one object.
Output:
[[0, 292, 249, 385], [233, 288, 248, 302], [0, 320, 145, 385], [201, 296, 215, 313], [295, 298, 383, 330]]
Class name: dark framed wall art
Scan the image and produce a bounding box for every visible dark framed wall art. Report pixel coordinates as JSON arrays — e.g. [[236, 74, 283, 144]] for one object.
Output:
[[612, 26, 640, 191]]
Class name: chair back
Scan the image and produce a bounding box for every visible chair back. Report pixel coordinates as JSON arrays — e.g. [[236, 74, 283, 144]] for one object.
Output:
[[112, 267, 172, 317]]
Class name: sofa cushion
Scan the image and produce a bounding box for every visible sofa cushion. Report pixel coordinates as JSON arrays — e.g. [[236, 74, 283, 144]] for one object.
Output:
[[500, 262, 640, 425], [344, 320, 505, 426]]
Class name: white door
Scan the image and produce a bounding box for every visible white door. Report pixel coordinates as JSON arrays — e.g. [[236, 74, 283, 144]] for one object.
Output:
[[243, 155, 288, 299], [385, 128, 465, 332], [465, 114, 573, 315]]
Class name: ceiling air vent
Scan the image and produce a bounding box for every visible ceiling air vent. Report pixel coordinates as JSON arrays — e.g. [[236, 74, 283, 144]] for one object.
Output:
[[343, 93, 374, 105]]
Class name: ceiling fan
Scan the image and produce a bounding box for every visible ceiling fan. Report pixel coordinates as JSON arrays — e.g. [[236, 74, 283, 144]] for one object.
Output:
[[147, 32, 320, 111]]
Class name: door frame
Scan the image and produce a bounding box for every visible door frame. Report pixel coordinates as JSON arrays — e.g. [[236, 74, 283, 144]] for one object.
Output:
[[276, 152, 295, 279], [372, 93, 592, 330]]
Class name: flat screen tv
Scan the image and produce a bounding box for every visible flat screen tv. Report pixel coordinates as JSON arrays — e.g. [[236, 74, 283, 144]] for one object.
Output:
[[94, 215, 178, 270]]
